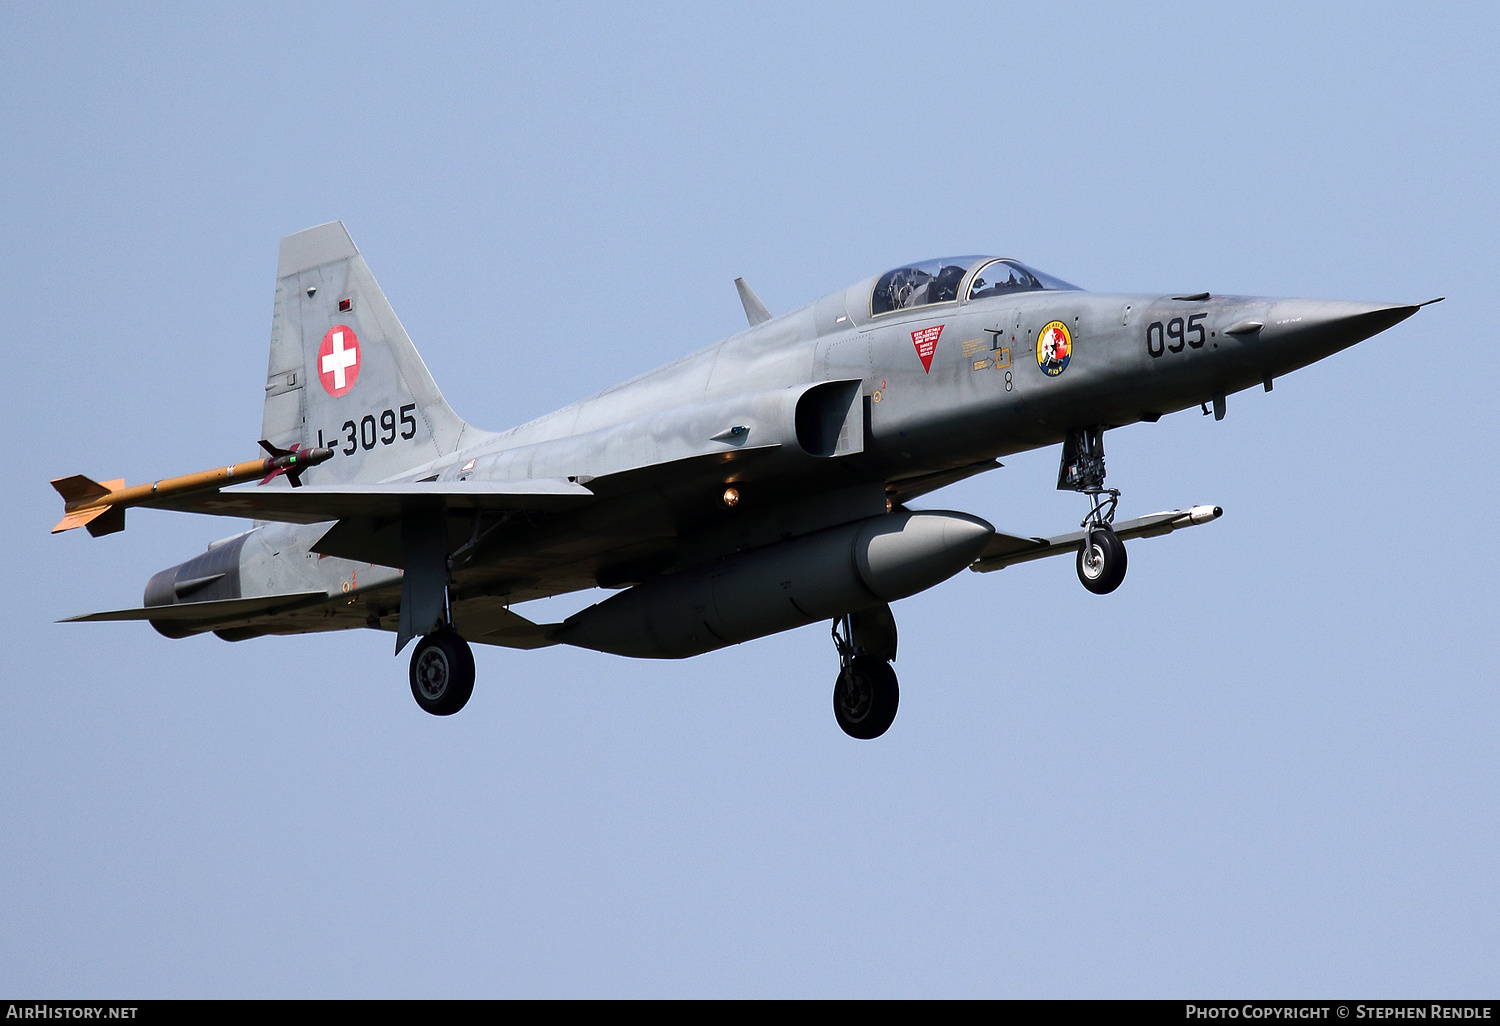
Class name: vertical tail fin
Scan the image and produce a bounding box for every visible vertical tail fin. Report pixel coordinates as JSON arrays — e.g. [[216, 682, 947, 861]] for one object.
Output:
[[261, 222, 487, 485]]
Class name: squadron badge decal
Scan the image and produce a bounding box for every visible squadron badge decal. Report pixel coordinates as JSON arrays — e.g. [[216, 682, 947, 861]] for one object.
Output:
[[1036, 320, 1072, 377]]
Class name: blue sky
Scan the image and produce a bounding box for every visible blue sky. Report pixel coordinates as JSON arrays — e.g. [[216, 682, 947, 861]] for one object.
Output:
[[2, 2, 1496, 997]]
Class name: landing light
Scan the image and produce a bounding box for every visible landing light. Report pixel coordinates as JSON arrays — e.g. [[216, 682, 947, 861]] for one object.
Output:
[[722, 487, 740, 508]]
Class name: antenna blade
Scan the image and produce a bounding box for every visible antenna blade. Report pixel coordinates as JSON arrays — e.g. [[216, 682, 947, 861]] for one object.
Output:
[[734, 278, 772, 326]]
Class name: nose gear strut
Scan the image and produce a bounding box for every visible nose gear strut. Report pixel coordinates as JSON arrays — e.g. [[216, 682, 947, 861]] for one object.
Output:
[[1059, 426, 1128, 594]]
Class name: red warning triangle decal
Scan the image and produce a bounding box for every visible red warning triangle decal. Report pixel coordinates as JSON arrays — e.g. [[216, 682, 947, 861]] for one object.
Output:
[[911, 324, 944, 373]]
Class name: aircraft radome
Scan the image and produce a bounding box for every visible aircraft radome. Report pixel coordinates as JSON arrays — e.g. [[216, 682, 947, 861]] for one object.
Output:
[[52, 223, 1437, 738]]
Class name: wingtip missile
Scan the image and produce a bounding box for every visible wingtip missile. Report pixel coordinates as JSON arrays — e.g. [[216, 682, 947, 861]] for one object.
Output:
[[257, 440, 334, 487], [51, 444, 334, 536]]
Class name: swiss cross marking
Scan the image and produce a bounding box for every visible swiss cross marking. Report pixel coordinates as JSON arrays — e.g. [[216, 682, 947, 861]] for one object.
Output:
[[318, 325, 361, 397]]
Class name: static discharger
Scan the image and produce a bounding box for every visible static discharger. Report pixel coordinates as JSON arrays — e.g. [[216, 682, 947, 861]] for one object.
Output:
[[50, 441, 334, 537]]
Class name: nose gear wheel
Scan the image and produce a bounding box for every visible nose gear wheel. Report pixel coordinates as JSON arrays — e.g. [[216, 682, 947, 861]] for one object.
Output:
[[1077, 526, 1128, 594], [1059, 425, 1129, 595]]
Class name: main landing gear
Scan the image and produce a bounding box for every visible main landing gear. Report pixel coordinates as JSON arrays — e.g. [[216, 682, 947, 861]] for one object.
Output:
[[831, 605, 900, 739], [1059, 425, 1128, 595], [399, 509, 478, 716], [409, 626, 475, 716]]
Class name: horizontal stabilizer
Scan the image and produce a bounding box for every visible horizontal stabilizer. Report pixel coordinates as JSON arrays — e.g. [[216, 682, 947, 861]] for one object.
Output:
[[141, 478, 596, 524], [61, 591, 331, 624], [971, 505, 1222, 573], [63, 587, 564, 651]]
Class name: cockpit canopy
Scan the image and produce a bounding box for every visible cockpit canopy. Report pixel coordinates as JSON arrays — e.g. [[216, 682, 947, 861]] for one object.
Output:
[[870, 256, 1079, 316]]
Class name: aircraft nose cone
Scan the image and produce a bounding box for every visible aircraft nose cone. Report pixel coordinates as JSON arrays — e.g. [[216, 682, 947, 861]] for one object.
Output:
[[1261, 299, 1421, 363]]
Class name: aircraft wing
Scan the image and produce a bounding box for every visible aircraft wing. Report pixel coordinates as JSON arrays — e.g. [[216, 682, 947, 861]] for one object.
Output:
[[971, 505, 1223, 572], [139, 478, 597, 524], [124, 446, 785, 529]]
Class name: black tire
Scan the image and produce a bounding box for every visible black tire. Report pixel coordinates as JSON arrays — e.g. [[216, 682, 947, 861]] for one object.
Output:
[[833, 656, 899, 740], [409, 628, 476, 716], [1076, 526, 1128, 595]]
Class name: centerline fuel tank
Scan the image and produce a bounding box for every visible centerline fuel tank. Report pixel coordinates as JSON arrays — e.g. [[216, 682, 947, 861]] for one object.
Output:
[[555, 510, 994, 658]]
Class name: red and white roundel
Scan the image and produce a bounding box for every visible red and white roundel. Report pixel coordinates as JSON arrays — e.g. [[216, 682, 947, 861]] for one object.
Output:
[[318, 325, 360, 397]]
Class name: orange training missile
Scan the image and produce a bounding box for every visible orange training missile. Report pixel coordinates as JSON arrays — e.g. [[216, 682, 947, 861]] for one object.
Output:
[[51, 441, 333, 537]]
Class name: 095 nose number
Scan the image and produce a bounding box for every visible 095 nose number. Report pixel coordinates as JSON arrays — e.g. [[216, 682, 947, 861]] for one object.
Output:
[[1147, 313, 1208, 357]]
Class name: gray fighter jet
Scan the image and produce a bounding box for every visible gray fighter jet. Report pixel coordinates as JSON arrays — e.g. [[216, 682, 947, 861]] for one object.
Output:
[[52, 223, 1433, 738]]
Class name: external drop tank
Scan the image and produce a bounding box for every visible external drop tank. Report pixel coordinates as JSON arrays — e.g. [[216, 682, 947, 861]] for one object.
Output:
[[556, 510, 995, 658]]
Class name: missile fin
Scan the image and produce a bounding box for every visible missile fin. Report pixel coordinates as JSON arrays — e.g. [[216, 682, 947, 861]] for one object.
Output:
[[52, 503, 124, 535], [51, 475, 120, 505], [84, 505, 126, 537]]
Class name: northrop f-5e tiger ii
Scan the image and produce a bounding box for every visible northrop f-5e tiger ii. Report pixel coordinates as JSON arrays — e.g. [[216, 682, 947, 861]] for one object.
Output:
[[52, 223, 1435, 738]]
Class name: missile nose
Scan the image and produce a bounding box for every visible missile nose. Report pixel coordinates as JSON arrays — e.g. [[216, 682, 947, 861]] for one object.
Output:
[[304, 447, 335, 465]]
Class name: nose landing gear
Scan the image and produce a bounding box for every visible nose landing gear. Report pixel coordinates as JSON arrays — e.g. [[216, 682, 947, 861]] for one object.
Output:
[[1077, 525, 1128, 594], [1060, 426, 1128, 595]]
